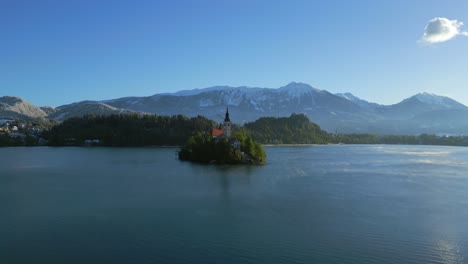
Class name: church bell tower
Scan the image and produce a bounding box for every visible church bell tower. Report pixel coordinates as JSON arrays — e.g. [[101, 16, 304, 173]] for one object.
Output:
[[223, 107, 232, 138]]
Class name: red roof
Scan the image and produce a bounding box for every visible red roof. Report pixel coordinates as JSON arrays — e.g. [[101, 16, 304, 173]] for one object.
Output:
[[211, 128, 224, 137]]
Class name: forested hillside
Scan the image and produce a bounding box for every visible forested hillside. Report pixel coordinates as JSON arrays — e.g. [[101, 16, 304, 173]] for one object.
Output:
[[17, 113, 468, 148], [43, 113, 331, 147], [244, 113, 332, 144], [45, 114, 215, 146]]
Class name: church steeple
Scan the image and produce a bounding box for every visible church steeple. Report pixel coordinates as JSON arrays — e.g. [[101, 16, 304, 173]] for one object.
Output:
[[223, 107, 232, 137], [224, 107, 230, 122]]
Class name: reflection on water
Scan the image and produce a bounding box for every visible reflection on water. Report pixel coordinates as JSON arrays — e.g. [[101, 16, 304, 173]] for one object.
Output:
[[434, 239, 464, 264], [1, 145, 468, 264]]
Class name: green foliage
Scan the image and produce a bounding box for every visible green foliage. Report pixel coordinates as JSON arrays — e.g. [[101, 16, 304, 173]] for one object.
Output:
[[6, 111, 468, 150], [333, 133, 468, 146], [234, 131, 267, 163], [0, 133, 23, 146], [243, 113, 332, 144], [178, 132, 245, 164], [332, 133, 380, 144], [179, 129, 267, 164]]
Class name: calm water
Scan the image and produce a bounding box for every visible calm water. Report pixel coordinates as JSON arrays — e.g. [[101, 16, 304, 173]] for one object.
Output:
[[1, 145, 468, 264]]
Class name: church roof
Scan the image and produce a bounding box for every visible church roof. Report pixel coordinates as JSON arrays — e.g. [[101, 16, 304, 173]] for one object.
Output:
[[211, 128, 224, 137]]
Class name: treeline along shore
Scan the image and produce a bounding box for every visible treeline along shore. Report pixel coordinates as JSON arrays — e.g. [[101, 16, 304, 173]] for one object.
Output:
[[2, 113, 468, 147]]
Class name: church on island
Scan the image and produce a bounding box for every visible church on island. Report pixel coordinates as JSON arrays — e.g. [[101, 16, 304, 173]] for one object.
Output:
[[178, 107, 266, 164], [211, 108, 241, 150]]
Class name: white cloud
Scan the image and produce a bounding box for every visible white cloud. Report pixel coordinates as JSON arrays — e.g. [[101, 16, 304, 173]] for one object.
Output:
[[421, 17, 468, 44]]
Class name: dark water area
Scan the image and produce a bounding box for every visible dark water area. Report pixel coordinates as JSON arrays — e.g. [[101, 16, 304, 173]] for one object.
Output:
[[1, 145, 468, 263]]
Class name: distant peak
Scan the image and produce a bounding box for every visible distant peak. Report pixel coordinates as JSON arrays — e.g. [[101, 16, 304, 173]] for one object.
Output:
[[279, 82, 321, 94], [415, 92, 437, 97], [283, 82, 313, 89], [0, 96, 24, 104], [277, 82, 321, 98], [286, 81, 304, 85], [403, 92, 466, 108], [411, 92, 445, 102]]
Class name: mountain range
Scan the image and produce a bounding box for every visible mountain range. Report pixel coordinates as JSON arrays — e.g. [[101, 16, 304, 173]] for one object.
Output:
[[2, 82, 468, 135]]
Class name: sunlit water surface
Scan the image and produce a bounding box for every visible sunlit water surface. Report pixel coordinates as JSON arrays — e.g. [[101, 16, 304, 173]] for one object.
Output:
[[1, 145, 468, 263]]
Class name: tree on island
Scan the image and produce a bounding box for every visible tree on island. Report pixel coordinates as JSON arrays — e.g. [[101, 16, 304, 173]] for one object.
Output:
[[178, 131, 266, 164]]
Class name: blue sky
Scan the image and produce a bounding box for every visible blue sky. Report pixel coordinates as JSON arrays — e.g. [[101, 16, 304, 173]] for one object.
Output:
[[1, 0, 467, 107]]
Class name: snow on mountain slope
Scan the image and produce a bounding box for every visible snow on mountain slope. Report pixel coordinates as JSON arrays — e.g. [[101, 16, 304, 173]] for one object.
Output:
[[378, 92, 467, 120], [277, 82, 322, 98], [170, 86, 266, 97], [410, 92, 466, 108], [335, 92, 380, 110], [335, 92, 362, 102], [49, 101, 134, 121], [0, 96, 48, 119]]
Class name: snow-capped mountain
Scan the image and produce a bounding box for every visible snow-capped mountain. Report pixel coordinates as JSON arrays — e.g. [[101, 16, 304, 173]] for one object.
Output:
[[3, 82, 468, 135], [0, 98, 134, 121], [103, 83, 468, 134], [0, 96, 47, 119], [335, 92, 380, 110], [48, 101, 134, 121], [405, 92, 465, 109], [375, 92, 467, 120], [104, 82, 368, 129], [168, 86, 266, 97]]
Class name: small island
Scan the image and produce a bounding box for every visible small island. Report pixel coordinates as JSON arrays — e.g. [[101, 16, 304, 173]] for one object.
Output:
[[178, 108, 266, 164]]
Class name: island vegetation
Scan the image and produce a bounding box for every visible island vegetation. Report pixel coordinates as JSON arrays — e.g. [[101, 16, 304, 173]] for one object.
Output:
[[178, 132, 266, 164], [178, 108, 267, 164]]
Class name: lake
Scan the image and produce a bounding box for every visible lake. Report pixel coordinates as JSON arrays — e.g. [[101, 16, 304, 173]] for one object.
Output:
[[1, 145, 468, 263]]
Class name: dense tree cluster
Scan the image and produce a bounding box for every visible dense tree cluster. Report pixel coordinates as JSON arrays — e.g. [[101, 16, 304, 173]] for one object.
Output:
[[234, 132, 267, 163], [0, 134, 24, 146], [178, 133, 242, 164], [44, 114, 215, 146], [178, 131, 266, 164], [333, 133, 468, 147], [244, 113, 332, 144]]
